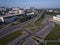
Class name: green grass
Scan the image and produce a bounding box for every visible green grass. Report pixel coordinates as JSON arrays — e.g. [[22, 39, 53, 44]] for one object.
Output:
[[39, 43, 45, 45], [35, 15, 45, 26], [30, 27, 36, 32], [47, 42, 60, 45], [35, 18, 42, 26], [45, 23, 60, 40], [23, 15, 45, 28], [0, 30, 23, 45]]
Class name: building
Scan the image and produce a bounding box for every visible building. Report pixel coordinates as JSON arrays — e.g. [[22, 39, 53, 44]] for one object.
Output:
[[18, 9, 25, 14], [0, 14, 24, 23], [54, 11, 59, 13], [46, 10, 54, 12], [9, 8, 25, 14], [25, 9, 32, 13], [26, 11, 35, 15], [0, 7, 7, 15], [0, 16, 18, 23], [25, 9, 38, 15], [0, 7, 6, 11], [53, 15, 60, 21], [0, 17, 4, 22]]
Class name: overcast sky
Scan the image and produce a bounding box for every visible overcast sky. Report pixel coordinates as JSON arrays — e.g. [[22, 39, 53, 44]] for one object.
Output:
[[0, 0, 60, 8]]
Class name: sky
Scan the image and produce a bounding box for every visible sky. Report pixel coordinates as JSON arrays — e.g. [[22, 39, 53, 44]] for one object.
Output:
[[0, 0, 60, 8]]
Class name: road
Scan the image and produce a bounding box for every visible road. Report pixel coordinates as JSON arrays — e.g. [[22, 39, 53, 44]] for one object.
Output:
[[7, 32, 29, 45], [6, 13, 54, 45], [41, 15, 51, 25], [0, 11, 56, 45], [0, 11, 44, 38], [36, 23, 53, 39], [7, 20, 54, 45], [22, 37, 38, 45]]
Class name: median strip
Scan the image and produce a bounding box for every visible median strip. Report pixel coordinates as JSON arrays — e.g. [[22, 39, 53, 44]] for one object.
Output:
[[0, 30, 23, 45]]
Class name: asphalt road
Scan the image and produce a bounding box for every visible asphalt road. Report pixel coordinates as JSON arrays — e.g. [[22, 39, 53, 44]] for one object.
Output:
[[36, 24, 52, 39], [6, 17, 54, 45], [7, 31, 29, 45], [0, 11, 44, 38]]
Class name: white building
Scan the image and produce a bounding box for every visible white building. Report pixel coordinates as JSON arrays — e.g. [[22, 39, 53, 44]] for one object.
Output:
[[26, 12, 34, 15], [9, 9, 25, 14], [12, 8, 19, 10], [19, 10, 25, 14], [46, 10, 54, 12], [0, 16, 18, 22], [0, 7, 6, 11], [9, 10, 18, 14], [53, 15, 60, 21], [9, 8, 25, 14], [0, 17, 4, 22], [0, 14, 24, 22]]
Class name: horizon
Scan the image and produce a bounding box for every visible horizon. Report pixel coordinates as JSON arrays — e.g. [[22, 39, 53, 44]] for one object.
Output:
[[0, 0, 60, 9]]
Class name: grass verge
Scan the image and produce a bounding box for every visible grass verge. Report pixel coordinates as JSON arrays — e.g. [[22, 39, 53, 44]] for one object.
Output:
[[47, 42, 60, 45], [23, 23, 34, 28], [0, 30, 23, 45], [45, 23, 60, 40], [35, 15, 45, 26]]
